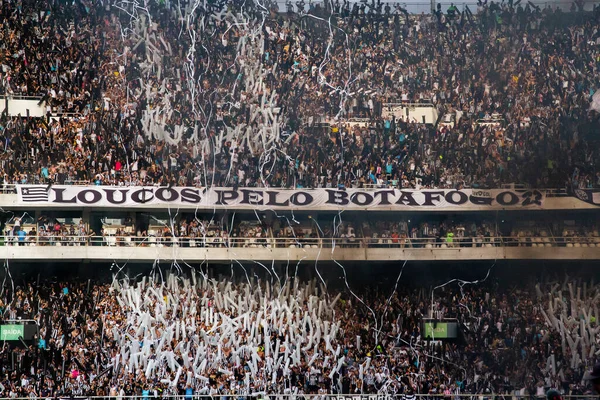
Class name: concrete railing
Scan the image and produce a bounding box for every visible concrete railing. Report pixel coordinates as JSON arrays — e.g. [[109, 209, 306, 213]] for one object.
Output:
[[0, 235, 598, 261], [2, 235, 599, 248]]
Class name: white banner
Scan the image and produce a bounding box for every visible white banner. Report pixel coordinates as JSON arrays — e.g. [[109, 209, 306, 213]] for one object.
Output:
[[15, 185, 546, 210]]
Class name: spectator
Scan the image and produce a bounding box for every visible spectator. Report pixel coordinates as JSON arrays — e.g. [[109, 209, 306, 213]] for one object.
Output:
[[584, 363, 600, 395]]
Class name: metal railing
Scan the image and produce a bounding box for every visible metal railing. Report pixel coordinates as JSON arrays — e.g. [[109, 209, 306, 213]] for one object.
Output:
[[49, 111, 83, 119], [2, 235, 599, 248], [0, 94, 44, 101], [383, 102, 435, 107], [0, 185, 16, 194], [0, 394, 597, 400]]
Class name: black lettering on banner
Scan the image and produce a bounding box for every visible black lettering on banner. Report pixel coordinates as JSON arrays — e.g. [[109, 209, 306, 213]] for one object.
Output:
[[290, 191, 313, 206], [104, 189, 129, 205], [215, 190, 238, 205], [350, 192, 373, 206], [373, 190, 395, 205], [422, 191, 445, 206], [77, 189, 101, 204], [395, 191, 418, 206], [266, 191, 290, 206], [131, 188, 154, 203], [496, 191, 519, 206], [180, 188, 201, 204], [445, 190, 468, 205], [533, 190, 543, 205], [521, 190, 543, 206], [326, 190, 349, 205], [241, 189, 264, 205], [469, 195, 493, 205], [52, 188, 77, 203], [155, 188, 180, 202]]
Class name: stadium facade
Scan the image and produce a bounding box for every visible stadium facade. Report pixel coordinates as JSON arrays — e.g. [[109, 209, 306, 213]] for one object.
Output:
[[1, 184, 599, 263]]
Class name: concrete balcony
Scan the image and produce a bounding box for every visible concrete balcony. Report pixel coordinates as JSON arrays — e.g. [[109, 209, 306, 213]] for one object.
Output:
[[1, 236, 599, 262]]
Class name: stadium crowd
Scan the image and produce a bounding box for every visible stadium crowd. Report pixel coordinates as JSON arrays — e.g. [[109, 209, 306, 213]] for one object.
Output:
[[0, 273, 597, 397], [0, 0, 599, 397], [0, 0, 598, 190]]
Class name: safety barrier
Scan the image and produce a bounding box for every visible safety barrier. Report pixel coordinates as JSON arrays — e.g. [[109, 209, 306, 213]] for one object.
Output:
[[0, 394, 597, 400], [2, 235, 598, 248]]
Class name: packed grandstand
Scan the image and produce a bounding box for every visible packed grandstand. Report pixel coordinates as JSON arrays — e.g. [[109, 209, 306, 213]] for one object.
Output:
[[0, 0, 599, 397], [0, 268, 598, 397], [0, 0, 598, 190]]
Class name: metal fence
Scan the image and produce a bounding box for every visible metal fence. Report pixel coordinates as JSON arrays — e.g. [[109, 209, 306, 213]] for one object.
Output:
[[1, 235, 598, 248], [0, 395, 597, 400]]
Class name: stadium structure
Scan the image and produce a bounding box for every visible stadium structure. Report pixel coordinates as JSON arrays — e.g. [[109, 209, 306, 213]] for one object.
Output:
[[2, 184, 600, 263]]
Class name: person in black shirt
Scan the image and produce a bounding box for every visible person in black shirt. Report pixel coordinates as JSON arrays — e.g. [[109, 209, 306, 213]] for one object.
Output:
[[583, 363, 600, 395]]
